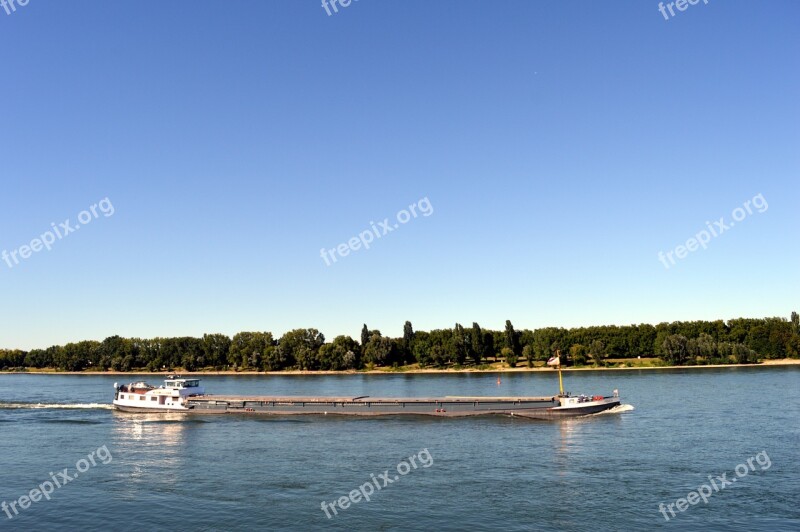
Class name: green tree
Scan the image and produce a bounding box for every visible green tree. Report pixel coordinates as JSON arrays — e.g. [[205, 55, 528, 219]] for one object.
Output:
[[130, 338, 153, 369], [569, 344, 587, 366], [202, 333, 232, 369], [662, 334, 688, 365], [318, 335, 360, 370], [453, 323, 468, 366], [532, 328, 568, 360], [470, 323, 483, 365], [403, 321, 415, 364], [101, 336, 128, 370], [505, 320, 520, 357], [229, 332, 276, 370], [364, 334, 394, 367], [429, 344, 447, 368], [177, 337, 205, 371], [0, 349, 26, 369], [483, 331, 495, 362], [694, 333, 716, 361], [278, 329, 324, 370], [263, 344, 292, 371], [361, 324, 370, 353], [427, 329, 455, 365], [589, 340, 605, 366], [522, 344, 534, 367], [412, 331, 433, 367], [732, 343, 758, 364], [56, 341, 101, 371], [626, 324, 656, 358], [24, 349, 51, 368], [788, 335, 800, 358], [501, 347, 517, 367]]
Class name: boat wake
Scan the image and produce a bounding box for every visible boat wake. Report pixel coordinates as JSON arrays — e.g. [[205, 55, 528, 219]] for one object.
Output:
[[592, 404, 635, 415], [0, 402, 114, 410]]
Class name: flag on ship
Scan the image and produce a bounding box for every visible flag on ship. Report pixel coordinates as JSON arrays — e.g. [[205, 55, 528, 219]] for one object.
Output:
[[547, 356, 560, 366]]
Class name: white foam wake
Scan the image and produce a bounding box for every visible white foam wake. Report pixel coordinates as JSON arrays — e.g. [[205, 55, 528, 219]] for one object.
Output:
[[593, 403, 635, 415], [0, 402, 114, 410]]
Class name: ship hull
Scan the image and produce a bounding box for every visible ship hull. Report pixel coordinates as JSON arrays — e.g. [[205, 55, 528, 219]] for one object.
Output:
[[113, 404, 190, 413], [170, 395, 622, 419]]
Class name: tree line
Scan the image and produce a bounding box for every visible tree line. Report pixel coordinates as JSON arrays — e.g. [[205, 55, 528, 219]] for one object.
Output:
[[1, 313, 798, 372]]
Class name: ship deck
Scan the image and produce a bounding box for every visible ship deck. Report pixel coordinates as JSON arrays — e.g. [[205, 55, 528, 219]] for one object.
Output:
[[188, 395, 558, 404], [172, 393, 619, 418]]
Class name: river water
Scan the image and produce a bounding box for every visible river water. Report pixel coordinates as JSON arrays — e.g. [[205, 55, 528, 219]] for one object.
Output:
[[0, 368, 798, 531]]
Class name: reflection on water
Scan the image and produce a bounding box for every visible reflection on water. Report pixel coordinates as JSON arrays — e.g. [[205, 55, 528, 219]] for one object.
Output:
[[112, 411, 190, 444], [555, 417, 582, 457], [554, 413, 625, 457], [553, 417, 586, 482], [111, 413, 191, 496]]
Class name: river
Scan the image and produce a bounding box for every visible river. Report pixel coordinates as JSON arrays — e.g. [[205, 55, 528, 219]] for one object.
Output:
[[0, 368, 797, 531]]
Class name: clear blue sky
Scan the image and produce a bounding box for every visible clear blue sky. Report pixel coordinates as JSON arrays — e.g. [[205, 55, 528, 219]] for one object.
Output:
[[1, 1, 798, 350]]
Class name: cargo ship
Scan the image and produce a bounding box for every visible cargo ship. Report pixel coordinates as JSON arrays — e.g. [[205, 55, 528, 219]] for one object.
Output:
[[113, 359, 622, 420]]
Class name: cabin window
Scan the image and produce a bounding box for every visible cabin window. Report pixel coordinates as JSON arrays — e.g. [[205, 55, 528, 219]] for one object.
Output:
[[151, 397, 157, 401], [120, 394, 125, 399], [140, 396, 146, 401]]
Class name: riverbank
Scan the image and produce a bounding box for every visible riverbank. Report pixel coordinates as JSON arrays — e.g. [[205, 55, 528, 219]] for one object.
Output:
[[2, 358, 798, 375]]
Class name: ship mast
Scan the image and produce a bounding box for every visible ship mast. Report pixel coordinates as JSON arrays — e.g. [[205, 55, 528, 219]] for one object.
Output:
[[557, 349, 564, 396], [548, 349, 565, 396]]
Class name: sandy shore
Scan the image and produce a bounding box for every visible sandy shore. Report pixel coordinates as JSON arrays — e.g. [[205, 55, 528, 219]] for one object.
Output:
[[2, 359, 799, 376]]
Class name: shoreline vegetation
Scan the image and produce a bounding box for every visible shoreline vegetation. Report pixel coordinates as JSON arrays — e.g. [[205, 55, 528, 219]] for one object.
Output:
[[2, 358, 799, 376], [2, 314, 799, 375]]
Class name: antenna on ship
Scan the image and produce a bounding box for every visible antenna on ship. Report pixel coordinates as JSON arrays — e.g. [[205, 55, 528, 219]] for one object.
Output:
[[547, 349, 565, 396]]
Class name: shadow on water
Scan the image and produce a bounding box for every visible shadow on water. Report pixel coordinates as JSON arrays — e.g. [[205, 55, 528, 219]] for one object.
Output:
[[39, 418, 105, 425]]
